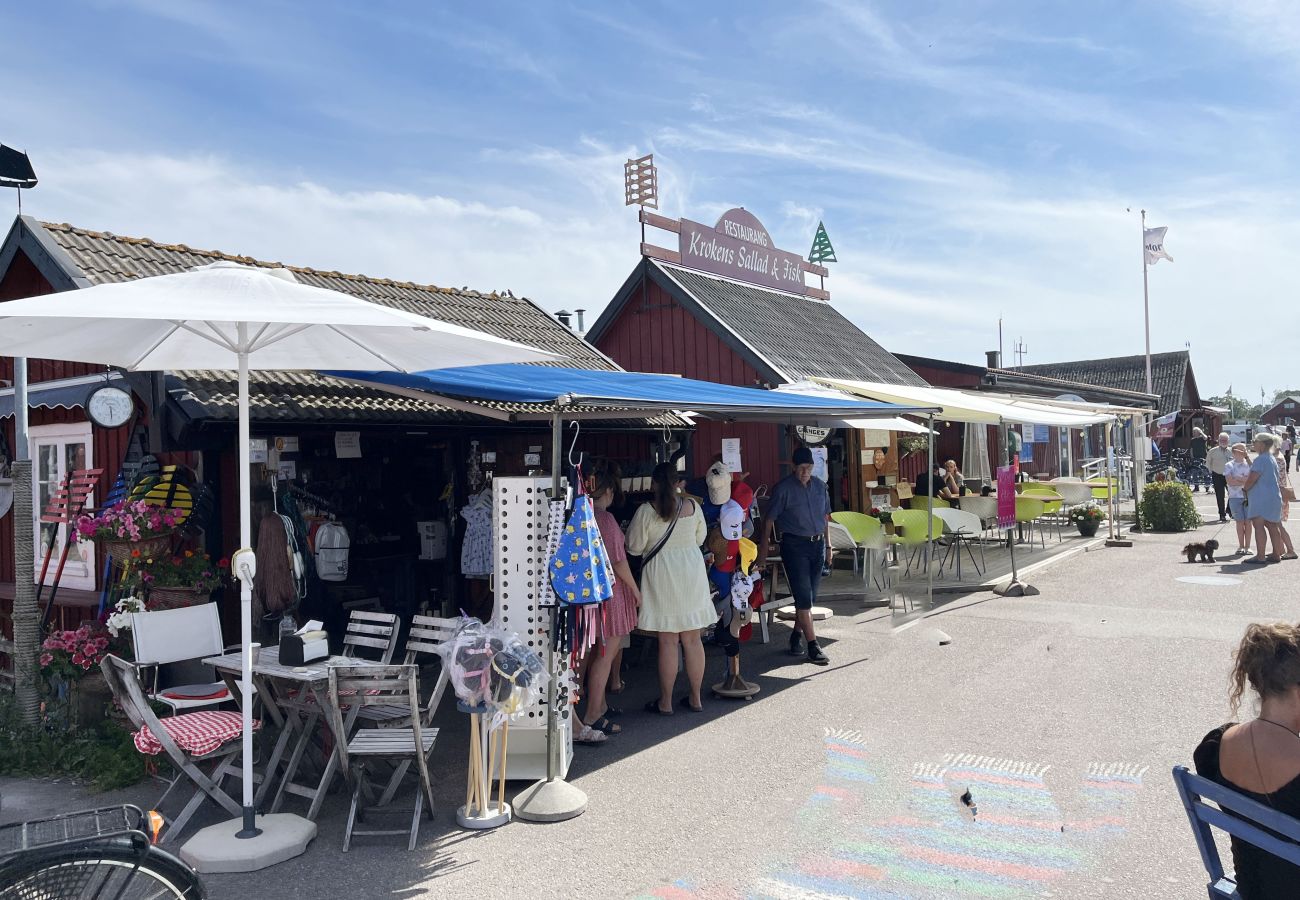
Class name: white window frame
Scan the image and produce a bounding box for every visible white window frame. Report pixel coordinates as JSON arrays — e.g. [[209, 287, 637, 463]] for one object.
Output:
[[28, 422, 96, 592]]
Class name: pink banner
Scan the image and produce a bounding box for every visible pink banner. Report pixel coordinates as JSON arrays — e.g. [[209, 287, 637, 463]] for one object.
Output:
[[997, 465, 1015, 529]]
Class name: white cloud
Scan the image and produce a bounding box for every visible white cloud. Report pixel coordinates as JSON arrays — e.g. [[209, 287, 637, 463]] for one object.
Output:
[[25, 148, 646, 321]]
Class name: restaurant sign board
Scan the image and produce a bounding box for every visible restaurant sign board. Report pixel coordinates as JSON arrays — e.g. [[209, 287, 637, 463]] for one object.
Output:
[[678, 208, 808, 295]]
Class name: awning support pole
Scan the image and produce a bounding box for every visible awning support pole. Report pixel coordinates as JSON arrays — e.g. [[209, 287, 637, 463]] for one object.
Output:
[[1105, 422, 1118, 541], [926, 413, 934, 611], [512, 410, 587, 822]]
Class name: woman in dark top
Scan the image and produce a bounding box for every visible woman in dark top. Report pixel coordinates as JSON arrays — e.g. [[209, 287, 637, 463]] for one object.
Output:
[[1194, 622, 1300, 897]]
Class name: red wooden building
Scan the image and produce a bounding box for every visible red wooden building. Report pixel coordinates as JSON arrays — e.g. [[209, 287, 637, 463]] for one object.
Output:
[[0, 215, 649, 635], [586, 248, 927, 509]]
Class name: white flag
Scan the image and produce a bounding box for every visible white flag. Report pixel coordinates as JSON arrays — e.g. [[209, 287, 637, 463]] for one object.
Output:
[[1144, 226, 1172, 264]]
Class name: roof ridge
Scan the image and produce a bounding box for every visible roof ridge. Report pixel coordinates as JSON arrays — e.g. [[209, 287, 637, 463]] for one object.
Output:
[[1021, 349, 1189, 369], [37, 220, 519, 301]]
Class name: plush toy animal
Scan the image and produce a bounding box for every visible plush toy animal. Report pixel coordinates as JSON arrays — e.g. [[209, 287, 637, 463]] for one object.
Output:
[[1182, 539, 1219, 563]]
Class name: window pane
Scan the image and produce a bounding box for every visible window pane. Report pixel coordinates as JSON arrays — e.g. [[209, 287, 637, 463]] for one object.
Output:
[[65, 442, 87, 476]]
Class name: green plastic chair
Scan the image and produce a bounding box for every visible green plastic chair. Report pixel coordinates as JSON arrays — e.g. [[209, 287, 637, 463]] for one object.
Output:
[[888, 509, 946, 578], [1020, 484, 1065, 540], [908, 495, 950, 509], [830, 512, 888, 590], [830, 511, 878, 546], [1014, 496, 1048, 550], [1086, 477, 1118, 501]]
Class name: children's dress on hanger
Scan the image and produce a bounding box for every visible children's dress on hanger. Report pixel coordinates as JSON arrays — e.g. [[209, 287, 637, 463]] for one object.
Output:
[[460, 491, 493, 578]]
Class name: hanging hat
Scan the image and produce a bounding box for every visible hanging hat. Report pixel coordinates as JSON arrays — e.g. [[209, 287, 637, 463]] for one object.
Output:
[[737, 537, 758, 576], [706, 460, 732, 505], [719, 499, 744, 541], [730, 480, 754, 513]]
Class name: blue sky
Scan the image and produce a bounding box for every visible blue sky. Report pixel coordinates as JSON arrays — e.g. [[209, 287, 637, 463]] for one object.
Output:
[[5, 1, 1299, 400]]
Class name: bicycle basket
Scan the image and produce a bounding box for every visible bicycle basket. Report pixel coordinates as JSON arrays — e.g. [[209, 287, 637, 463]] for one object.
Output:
[[0, 805, 144, 858]]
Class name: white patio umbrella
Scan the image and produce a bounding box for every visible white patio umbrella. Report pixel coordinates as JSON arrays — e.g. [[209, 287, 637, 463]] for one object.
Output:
[[0, 261, 555, 849]]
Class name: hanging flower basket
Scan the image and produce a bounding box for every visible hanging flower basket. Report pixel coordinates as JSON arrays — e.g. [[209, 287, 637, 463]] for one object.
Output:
[[76, 500, 186, 562], [146, 585, 211, 610]]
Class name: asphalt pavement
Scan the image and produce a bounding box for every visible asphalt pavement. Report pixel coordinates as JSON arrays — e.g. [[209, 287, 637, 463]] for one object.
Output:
[[3, 492, 1294, 899]]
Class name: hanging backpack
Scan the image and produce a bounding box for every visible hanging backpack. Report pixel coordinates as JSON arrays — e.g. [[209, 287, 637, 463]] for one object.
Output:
[[315, 521, 350, 582]]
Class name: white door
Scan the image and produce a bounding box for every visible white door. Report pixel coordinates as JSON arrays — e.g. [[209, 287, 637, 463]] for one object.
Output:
[[29, 423, 96, 592]]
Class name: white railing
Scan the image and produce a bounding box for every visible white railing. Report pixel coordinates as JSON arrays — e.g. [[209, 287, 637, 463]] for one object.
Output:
[[1079, 454, 1135, 499]]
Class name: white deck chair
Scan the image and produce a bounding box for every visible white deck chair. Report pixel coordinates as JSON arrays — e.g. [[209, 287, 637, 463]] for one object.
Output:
[[129, 604, 235, 712]]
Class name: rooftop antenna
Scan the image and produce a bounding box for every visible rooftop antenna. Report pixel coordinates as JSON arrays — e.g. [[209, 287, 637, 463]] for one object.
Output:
[[0, 144, 38, 214], [1013, 336, 1028, 369]]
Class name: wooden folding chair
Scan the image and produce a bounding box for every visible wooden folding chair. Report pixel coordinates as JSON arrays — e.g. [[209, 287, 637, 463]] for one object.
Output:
[[356, 615, 454, 728], [100, 654, 247, 842], [327, 664, 437, 851]]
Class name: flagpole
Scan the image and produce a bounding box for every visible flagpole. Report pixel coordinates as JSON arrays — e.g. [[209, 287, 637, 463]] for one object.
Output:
[[1141, 209, 1153, 397]]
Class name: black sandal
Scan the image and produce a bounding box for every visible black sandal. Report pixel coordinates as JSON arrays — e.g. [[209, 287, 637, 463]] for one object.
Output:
[[644, 699, 673, 716], [588, 716, 622, 735], [678, 696, 704, 713]]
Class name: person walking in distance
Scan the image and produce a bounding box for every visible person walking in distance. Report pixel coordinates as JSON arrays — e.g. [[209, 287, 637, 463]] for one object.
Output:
[[758, 446, 832, 666], [1190, 427, 1209, 492], [1206, 432, 1232, 523]]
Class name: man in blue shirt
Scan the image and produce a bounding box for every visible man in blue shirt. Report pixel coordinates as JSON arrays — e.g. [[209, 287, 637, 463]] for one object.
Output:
[[758, 446, 832, 665]]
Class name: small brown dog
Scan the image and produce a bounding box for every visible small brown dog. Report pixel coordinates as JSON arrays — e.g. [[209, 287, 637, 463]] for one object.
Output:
[[1182, 539, 1219, 563]]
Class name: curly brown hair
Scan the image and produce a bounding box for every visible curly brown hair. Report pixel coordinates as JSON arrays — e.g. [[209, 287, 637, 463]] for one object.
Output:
[[1229, 622, 1300, 714]]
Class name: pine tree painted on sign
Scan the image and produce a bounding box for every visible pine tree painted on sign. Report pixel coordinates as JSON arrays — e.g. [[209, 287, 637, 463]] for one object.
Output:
[[808, 221, 837, 264]]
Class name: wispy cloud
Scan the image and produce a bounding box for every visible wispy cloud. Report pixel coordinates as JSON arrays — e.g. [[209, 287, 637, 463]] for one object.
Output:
[[814, 0, 1148, 135]]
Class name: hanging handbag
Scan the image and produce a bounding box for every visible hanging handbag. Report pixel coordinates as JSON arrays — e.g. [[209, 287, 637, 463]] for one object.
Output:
[[1284, 484, 1297, 503], [628, 498, 682, 586], [548, 491, 615, 606]]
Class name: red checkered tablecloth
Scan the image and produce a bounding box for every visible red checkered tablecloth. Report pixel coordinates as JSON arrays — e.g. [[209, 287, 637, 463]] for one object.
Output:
[[133, 710, 261, 757]]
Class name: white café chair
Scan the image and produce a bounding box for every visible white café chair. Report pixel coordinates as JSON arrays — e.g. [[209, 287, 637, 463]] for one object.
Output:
[[827, 520, 862, 575], [129, 603, 236, 713], [934, 507, 986, 579]]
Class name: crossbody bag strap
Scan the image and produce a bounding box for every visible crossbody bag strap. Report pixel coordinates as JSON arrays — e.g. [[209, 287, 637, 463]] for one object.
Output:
[[642, 498, 684, 566]]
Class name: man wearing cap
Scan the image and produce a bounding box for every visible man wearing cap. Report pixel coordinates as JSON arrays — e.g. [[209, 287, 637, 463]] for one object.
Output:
[[758, 446, 832, 665]]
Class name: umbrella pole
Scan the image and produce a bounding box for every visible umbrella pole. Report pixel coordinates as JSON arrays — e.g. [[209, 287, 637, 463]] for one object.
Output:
[[235, 340, 261, 839]]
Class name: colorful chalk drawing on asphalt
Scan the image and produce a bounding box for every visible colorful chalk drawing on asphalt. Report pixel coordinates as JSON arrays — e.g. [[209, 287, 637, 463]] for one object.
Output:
[[633, 730, 1148, 900]]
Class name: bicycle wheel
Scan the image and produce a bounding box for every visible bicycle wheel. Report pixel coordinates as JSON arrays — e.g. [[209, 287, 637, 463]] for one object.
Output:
[[0, 843, 204, 900]]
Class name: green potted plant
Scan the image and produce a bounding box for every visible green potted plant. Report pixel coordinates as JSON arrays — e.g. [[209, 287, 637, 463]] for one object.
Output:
[[1068, 503, 1105, 537], [132, 549, 229, 609], [40, 623, 116, 728]]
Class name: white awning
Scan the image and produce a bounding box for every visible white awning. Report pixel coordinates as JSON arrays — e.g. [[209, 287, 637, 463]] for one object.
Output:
[[814, 378, 1116, 427], [773, 381, 934, 433]]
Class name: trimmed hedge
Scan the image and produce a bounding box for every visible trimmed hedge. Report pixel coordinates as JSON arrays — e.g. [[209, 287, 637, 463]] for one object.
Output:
[[1138, 480, 1202, 532]]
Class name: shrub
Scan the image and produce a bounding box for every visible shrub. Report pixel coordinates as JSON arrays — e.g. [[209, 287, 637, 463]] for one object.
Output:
[[1138, 481, 1202, 532], [0, 695, 149, 791]]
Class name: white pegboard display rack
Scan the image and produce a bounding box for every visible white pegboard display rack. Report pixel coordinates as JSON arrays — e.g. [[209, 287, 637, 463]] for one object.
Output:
[[491, 476, 572, 781]]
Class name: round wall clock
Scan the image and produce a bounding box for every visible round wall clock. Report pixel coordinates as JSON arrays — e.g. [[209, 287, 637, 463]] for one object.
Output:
[[86, 385, 134, 429]]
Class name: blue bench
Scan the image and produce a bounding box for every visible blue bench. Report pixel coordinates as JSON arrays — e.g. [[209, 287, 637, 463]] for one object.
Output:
[[1173, 764, 1300, 898]]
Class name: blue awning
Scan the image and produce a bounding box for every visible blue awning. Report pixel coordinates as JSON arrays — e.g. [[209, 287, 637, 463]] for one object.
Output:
[[327, 364, 932, 423]]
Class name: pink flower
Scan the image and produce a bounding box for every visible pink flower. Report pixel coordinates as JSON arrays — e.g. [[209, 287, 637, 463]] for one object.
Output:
[[82, 643, 97, 656], [39, 653, 52, 667], [80, 660, 92, 670], [71, 652, 84, 666]]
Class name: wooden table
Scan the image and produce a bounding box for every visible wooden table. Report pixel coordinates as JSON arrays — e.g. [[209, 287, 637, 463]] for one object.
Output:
[[203, 647, 380, 820]]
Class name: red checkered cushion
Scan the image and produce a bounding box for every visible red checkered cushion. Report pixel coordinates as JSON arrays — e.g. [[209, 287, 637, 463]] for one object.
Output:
[[133, 711, 260, 757]]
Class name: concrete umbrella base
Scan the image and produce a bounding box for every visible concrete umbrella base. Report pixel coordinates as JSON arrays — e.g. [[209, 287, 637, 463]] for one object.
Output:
[[180, 813, 316, 874]]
